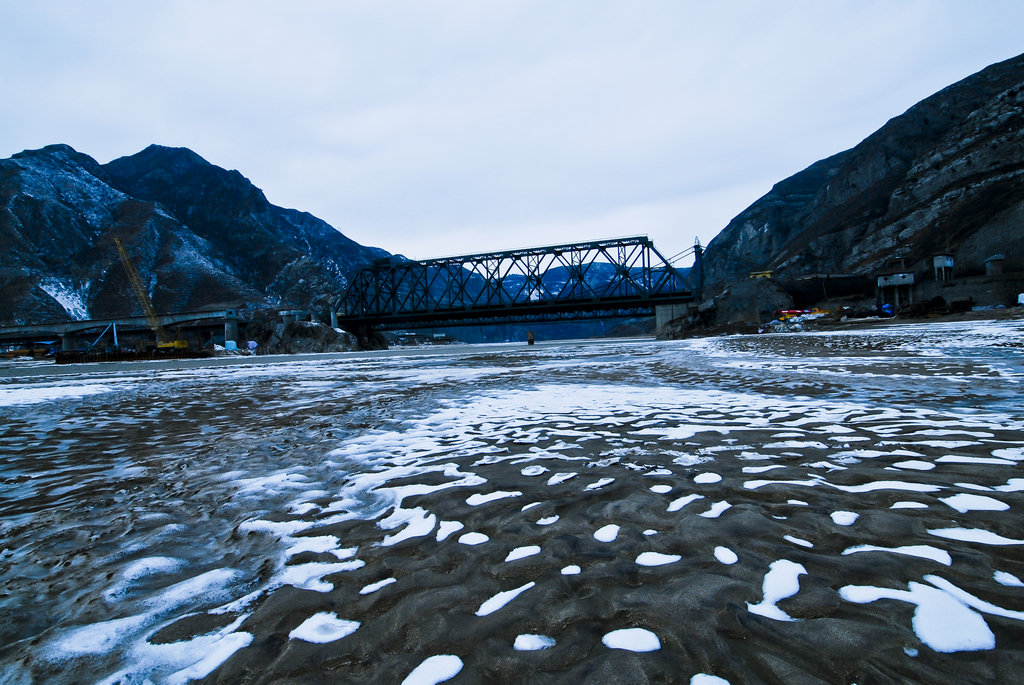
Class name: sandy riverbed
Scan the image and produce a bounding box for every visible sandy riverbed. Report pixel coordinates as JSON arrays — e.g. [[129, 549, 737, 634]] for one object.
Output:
[[1, 318, 1023, 683]]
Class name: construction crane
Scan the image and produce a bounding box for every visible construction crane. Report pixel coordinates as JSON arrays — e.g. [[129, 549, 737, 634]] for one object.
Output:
[[114, 238, 187, 349]]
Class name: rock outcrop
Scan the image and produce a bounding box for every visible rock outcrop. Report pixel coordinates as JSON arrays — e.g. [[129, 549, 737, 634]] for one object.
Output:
[[700, 52, 1024, 296]]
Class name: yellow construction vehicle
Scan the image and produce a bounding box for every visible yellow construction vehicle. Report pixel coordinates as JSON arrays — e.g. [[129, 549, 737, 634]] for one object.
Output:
[[114, 238, 188, 349]]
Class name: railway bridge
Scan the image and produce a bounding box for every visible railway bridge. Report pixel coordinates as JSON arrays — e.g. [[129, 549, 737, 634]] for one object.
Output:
[[333, 236, 701, 338]]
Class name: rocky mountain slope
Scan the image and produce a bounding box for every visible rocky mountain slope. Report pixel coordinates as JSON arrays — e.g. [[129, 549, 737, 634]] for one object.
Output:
[[0, 144, 386, 325], [700, 52, 1024, 294]]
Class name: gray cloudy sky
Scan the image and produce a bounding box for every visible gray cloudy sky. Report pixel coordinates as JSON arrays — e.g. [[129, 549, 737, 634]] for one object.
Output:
[[2, 2, 1022, 263]]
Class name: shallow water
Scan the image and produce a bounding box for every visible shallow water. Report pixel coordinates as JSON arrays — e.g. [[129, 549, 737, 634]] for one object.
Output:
[[2, 320, 1024, 683]]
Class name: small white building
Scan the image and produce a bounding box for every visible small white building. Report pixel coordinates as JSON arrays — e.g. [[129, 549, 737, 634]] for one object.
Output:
[[932, 254, 954, 281], [877, 257, 915, 308]]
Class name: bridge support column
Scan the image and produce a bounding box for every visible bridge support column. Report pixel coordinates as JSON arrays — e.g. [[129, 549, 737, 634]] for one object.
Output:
[[224, 318, 239, 345], [656, 304, 692, 337], [61, 334, 78, 352], [330, 311, 338, 328]]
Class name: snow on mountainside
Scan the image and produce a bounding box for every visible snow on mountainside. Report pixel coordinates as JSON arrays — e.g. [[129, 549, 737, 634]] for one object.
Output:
[[37, 278, 90, 320], [0, 144, 388, 325]]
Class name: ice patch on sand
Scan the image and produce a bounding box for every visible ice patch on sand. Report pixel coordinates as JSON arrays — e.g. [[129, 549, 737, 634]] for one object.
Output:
[[668, 494, 704, 512], [892, 501, 928, 509], [937, 455, 1016, 466], [742, 464, 785, 474], [714, 546, 738, 565], [103, 557, 185, 601], [829, 480, 939, 493], [928, 528, 1024, 545], [699, 501, 731, 518], [561, 565, 581, 575], [840, 581, 995, 653], [513, 634, 556, 650], [547, 472, 577, 485], [289, 612, 359, 643], [830, 511, 859, 526], [164, 632, 253, 684], [476, 582, 535, 616], [284, 536, 353, 560], [694, 472, 722, 484], [401, 654, 463, 684], [458, 532, 489, 545], [940, 493, 1008, 513], [995, 571, 1024, 587], [925, 574, 1024, 621], [585, 477, 615, 491], [747, 560, 806, 621], [280, 561, 364, 592], [467, 491, 521, 505], [636, 552, 680, 566], [436, 521, 464, 541], [51, 614, 152, 656], [536, 515, 559, 525], [649, 484, 672, 494], [380, 507, 436, 546], [602, 627, 660, 652], [0, 383, 125, 407], [691, 675, 731, 685], [505, 545, 541, 562], [743, 478, 819, 490], [594, 524, 620, 542], [783, 535, 813, 548], [360, 577, 397, 595], [892, 460, 935, 471], [842, 544, 951, 565]]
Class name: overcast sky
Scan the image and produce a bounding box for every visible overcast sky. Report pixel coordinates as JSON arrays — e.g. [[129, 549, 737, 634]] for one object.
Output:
[[1, 2, 1022, 263]]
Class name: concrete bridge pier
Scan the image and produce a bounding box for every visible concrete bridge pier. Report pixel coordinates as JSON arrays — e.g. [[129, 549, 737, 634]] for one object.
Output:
[[224, 318, 239, 345], [656, 303, 693, 337], [61, 333, 79, 352]]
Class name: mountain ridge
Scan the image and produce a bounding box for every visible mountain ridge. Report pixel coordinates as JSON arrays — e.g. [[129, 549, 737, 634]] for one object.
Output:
[[0, 143, 387, 325], [700, 52, 1024, 295]]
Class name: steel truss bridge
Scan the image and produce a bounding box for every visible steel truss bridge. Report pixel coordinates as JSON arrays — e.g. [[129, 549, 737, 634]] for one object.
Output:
[[335, 236, 701, 332]]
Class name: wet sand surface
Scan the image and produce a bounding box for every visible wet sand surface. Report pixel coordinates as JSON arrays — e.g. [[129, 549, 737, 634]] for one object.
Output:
[[1, 320, 1023, 684]]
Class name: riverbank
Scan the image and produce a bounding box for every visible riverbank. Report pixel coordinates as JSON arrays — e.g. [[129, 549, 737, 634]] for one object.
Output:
[[663, 304, 1024, 339]]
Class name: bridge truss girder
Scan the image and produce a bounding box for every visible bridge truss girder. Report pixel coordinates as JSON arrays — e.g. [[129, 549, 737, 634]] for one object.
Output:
[[335, 236, 698, 331]]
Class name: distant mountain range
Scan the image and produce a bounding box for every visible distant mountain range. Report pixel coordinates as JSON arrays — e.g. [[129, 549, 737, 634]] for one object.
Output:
[[701, 52, 1024, 293], [0, 144, 387, 325], [3, 52, 1021, 329]]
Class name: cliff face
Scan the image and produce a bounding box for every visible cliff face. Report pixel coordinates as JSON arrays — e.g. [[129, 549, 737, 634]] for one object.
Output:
[[701, 53, 1024, 293], [0, 144, 386, 325]]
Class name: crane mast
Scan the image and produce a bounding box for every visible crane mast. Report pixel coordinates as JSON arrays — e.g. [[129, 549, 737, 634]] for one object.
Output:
[[114, 237, 171, 346]]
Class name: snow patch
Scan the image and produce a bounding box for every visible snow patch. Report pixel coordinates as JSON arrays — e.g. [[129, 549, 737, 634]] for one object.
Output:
[[747, 559, 806, 621], [401, 655, 464, 685], [475, 582, 535, 616], [288, 612, 359, 643], [601, 627, 661, 652]]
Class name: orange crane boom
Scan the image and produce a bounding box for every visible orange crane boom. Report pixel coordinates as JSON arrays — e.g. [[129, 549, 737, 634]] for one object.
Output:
[[114, 237, 182, 347]]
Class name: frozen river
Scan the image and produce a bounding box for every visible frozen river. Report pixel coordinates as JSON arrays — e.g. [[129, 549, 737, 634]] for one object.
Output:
[[2, 320, 1024, 683]]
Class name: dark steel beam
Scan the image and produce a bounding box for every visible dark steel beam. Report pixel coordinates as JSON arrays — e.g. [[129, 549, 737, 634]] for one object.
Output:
[[335, 236, 698, 331]]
